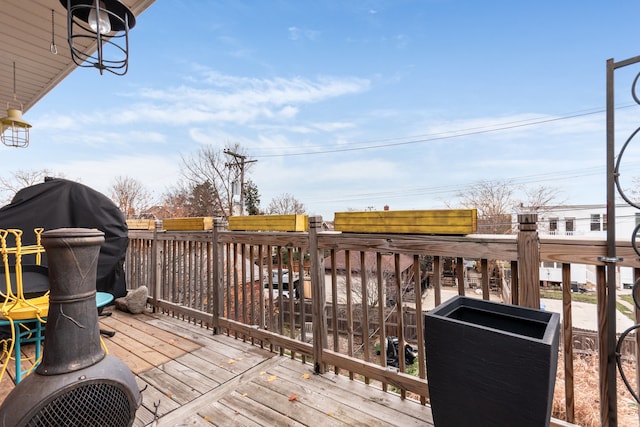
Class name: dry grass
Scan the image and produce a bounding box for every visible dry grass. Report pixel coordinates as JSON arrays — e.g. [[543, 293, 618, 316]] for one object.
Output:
[[553, 355, 639, 426]]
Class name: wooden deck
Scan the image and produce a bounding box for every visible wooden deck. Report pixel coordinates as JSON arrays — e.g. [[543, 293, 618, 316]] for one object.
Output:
[[1, 309, 433, 426]]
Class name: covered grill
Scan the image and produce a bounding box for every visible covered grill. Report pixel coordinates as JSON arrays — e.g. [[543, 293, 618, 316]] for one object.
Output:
[[0, 228, 141, 427]]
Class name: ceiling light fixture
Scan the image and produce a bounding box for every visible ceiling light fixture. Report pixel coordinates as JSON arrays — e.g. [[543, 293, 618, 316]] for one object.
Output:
[[0, 62, 31, 148], [59, 0, 136, 76]]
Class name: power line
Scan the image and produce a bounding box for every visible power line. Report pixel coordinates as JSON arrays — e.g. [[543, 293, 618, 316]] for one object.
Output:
[[304, 165, 608, 205], [251, 104, 637, 208], [251, 104, 637, 158]]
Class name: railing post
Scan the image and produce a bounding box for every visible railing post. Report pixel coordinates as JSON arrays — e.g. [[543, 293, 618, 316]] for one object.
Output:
[[212, 217, 227, 335], [308, 215, 327, 374], [517, 213, 540, 309], [151, 219, 162, 312]]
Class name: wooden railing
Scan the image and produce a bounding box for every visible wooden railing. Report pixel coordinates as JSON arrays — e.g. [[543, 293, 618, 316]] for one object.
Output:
[[126, 215, 640, 426]]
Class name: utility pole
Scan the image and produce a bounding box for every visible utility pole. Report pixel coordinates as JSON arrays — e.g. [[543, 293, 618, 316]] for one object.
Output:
[[224, 149, 257, 215]]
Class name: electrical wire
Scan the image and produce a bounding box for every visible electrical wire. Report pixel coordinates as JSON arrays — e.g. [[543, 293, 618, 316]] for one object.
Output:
[[251, 104, 636, 158]]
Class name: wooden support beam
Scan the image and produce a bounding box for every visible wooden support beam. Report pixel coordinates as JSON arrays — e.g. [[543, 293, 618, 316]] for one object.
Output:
[[517, 214, 540, 309]]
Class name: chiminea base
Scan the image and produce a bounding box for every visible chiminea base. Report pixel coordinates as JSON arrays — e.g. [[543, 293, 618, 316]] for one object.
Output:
[[0, 354, 141, 427]]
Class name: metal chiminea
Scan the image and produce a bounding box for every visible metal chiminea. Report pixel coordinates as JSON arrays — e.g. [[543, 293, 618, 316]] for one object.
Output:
[[0, 228, 140, 427]]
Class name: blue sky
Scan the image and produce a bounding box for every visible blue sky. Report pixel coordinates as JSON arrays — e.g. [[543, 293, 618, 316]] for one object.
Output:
[[7, 1, 640, 218]]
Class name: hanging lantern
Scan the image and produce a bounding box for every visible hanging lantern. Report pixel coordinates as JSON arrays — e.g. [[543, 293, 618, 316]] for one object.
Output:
[[0, 109, 31, 148], [1, 63, 31, 148], [59, 0, 136, 76]]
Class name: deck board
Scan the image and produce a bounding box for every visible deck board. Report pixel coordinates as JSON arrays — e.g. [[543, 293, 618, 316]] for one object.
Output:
[[0, 308, 434, 426], [218, 390, 307, 427], [270, 363, 432, 427], [103, 336, 155, 374]]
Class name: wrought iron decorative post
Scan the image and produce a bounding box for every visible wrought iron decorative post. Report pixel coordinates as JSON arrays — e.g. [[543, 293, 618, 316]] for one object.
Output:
[[606, 54, 640, 427]]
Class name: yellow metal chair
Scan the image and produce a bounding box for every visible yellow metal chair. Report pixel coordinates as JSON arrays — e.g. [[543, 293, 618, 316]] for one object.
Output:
[[0, 228, 49, 383]]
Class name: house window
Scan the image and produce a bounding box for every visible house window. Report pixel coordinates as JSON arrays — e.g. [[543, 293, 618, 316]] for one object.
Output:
[[590, 214, 601, 231], [636, 212, 640, 226], [542, 261, 556, 268], [565, 217, 575, 235], [603, 214, 607, 231], [549, 217, 558, 234]]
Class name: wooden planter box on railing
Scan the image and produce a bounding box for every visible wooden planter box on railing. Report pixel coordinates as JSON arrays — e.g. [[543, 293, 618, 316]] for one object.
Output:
[[228, 214, 308, 231], [334, 209, 477, 234], [162, 217, 214, 231], [126, 219, 155, 230]]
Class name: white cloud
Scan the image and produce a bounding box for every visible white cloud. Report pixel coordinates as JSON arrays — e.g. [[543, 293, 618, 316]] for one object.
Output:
[[312, 121, 355, 132], [288, 26, 320, 41], [53, 72, 371, 130], [49, 154, 181, 201]]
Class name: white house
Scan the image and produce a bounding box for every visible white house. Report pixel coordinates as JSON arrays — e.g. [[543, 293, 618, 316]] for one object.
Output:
[[535, 204, 638, 288]]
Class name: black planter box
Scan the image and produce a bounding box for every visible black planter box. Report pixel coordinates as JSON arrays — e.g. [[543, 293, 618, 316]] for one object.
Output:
[[424, 296, 560, 427]]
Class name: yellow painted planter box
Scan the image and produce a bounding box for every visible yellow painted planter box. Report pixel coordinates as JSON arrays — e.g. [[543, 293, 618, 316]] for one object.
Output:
[[162, 217, 214, 231], [126, 219, 155, 230], [333, 209, 477, 235], [228, 214, 308, 232]]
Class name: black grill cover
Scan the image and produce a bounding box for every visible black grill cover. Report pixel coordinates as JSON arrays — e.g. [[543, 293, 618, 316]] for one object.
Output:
[[0, 178, 128, 298]]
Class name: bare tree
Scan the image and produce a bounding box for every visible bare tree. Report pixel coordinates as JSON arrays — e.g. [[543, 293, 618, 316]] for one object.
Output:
[[160, 184, 191, 218], [518, 185, 565, 216], [453, 180, 562, 234], [454, 179, 515, 234], [109, 176, 153, 219], [180, 143, 254, 218], [0, 169, 65, 204], [267, 193, 306, 215]]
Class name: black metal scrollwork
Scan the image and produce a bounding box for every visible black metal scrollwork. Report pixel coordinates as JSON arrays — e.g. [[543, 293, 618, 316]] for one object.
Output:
[[614, 67, 640, 404]]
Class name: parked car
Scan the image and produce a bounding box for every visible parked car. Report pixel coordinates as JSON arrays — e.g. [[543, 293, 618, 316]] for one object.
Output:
[[263, 270, 300, 299]]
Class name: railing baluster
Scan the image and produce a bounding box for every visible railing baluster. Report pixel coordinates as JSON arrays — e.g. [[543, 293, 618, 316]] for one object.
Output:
[[481, 258, 489, 300], [456, 256, 464, 296], [414, 255, 426, 404], [241, 243, 247, 340], [376, 252, 387, 392], [299, 247, 307, 363], [277, 248, 285, 355], [257, 244, 265, 348], [510, 260, 518, 305], [288, 247, 296, 359], [395, 253, 406, 399], [433, 255, 441, 307], [331, 249, 339, 374], [266, 244, 274, 351], [360, 251, 369, 384], [562, 262, 575, 424], [225, 242, 232, 335], [248, 244, 255, 343], [345, 249, 354, 380]]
